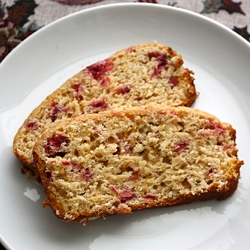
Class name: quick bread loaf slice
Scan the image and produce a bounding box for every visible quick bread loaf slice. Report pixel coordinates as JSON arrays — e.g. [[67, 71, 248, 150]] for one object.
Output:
[[13, 42, 197, 179], [33, 104, 243, 225]]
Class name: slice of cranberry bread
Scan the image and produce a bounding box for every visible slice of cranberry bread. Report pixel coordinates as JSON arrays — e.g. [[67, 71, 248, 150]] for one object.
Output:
[[13, 42, 197, 180], [33, 104, 243, 225]]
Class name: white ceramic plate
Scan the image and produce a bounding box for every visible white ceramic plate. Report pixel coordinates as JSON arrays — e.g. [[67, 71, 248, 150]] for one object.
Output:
[[1, 3, 250, 250]]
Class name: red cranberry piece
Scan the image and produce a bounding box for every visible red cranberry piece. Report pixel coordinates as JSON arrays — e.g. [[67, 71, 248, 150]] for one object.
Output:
[[61, 159, 71, 166], [223, 144, 232, 151], [215, 127, 226, 135], [168, 76, 179, 88], [173, 140, 189, 152], [87, 58, 114, 80], [71, 161, 81, 171], [25, 121, 39, 130], [206, 119, 216, 129], [109, 186, 136, 203], [128, 173, 140, 181], [62, 160, 87, 176], [120, 189, 136, 203], [100, 76, 111, 87], [90, 99, 108, 110], [50, 102, 70, 122], [148, 51, 168, 77], [80, 168, 94, 181], [61, 106, 70, 113], [115, 85, 131, 95], [44, 134, 70, 157], [72, 83, 83, 100], [127, 168, 140, 181], [206, 119, 226, 135], [62, 160, 79, 169], [50, 103, 60, 122], [148, 51, 162, 59]]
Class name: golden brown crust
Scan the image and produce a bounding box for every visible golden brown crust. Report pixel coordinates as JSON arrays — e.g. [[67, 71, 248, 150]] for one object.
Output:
[[33, 105, 243, 224], [41, 178, 239, 224]]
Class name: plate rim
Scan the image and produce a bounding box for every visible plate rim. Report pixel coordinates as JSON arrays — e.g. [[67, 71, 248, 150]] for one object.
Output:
[[1, 2, 249, 68]]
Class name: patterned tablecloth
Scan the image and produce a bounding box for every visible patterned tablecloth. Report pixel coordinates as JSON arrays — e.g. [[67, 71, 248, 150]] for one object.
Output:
[[0, 0, 249, 249], [0, 0, 250, 63]]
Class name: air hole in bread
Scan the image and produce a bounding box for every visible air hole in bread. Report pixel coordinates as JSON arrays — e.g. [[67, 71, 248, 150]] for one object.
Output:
[[74, 149, 79, 157], [107, 137, 116, 143], [178, 121, 184, 132], [163, 155, 171, 164], [181, 178, 191, 189], [53, 152, 66, 158], [206, 180, 214, 185], [160, 182, 166, 187]]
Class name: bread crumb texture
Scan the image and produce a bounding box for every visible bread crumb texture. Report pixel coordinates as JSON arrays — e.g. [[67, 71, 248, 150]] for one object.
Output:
[[13, 42, 197, 175], [33, 105, 243, 224]]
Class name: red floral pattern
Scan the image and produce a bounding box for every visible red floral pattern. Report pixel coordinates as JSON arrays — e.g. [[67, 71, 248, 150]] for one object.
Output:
[[0, 0, 39, 62]]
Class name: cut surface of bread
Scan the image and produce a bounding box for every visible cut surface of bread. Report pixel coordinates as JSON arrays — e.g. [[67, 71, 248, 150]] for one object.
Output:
[[13, 42, 197, 179], [33, 105, 243, 225]]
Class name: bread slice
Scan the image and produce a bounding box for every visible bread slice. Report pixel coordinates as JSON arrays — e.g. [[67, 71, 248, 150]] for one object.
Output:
[[13, 42, 197, 180], [33, 104, 243, 225]]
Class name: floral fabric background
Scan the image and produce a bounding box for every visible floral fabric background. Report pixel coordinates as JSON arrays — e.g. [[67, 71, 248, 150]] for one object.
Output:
[[0, 0, 250, 63]]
